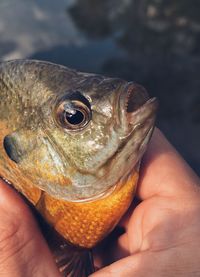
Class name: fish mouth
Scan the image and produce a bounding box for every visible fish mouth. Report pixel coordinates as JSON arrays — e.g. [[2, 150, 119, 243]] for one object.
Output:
[[120, 82, 158, 154], [119, 82, 157, 132], [124, 83, 149, 114]]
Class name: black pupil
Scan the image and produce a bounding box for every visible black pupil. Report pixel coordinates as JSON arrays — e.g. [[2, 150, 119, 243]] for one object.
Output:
[[65, 110, 84, 125]]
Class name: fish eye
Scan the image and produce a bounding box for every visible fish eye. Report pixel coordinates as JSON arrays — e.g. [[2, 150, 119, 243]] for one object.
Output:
[[55, 99, 91, 131]]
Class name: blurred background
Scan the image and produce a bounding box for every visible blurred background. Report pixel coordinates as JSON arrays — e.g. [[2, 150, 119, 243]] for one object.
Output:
[[0, 0, 199, 174]]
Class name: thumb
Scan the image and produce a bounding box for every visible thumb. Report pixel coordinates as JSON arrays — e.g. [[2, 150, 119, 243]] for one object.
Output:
[[0, 179, 60, 277]]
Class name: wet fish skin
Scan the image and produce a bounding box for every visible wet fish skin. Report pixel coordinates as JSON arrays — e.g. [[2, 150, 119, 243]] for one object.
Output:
[[0, 60, 157, 276], [0, 60, 156, 202]]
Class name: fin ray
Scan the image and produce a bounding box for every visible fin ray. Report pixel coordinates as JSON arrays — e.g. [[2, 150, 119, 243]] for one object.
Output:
[[54, 242, 95, 277]]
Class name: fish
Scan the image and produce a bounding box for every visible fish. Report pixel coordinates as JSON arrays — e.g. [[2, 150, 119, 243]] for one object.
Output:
[[0, 59, 157, 276]]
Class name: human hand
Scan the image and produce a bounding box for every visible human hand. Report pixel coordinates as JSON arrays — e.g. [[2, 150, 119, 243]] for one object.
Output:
[[0, 179, 60, 276], [91, 129, 200, 276]]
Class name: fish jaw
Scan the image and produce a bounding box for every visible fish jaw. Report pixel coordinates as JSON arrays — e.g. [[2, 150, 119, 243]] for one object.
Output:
[[113, 85, 158, 184]]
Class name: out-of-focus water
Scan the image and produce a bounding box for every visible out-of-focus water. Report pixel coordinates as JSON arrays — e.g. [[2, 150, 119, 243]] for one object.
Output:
[[0, 0, 199, 174]]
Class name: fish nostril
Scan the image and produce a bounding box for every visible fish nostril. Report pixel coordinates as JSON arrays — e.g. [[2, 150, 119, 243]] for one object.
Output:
[[126, 84, 149, 113], [3, 135, 20, 163]]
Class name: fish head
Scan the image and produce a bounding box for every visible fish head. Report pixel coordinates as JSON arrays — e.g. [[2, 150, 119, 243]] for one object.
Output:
[[1, 61, 157, 202]]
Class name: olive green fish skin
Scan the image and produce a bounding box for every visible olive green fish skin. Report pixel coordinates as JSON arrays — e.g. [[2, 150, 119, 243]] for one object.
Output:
[[0, 60, 157, 201]]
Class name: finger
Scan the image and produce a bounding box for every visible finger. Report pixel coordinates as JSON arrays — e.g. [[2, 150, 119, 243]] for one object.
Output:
[[0, 179, 60, 277], [90, 253, 151, 277], [137, 128, 200, 200], [91, 242, 199, 277]]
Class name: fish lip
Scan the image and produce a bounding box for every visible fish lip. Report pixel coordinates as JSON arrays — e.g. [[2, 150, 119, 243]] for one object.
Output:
[[128, 97, 158, 129], [118, 82, 158, 134], [118, 82, 149, 126]]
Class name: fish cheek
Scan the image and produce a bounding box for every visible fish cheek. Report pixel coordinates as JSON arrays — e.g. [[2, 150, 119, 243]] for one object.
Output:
[[18, 138, 72, 191]]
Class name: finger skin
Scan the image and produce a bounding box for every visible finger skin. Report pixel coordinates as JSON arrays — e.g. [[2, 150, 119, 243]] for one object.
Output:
[[0, 179, 60, 277], [138, 128, 200, 200]]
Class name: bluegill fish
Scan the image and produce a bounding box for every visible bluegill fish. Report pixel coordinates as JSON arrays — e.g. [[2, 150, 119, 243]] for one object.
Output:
[[0, 60, 157, 276]]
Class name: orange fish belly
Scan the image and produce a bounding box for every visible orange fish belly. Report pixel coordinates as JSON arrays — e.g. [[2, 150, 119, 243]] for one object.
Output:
[[36, 172, 138, 249]]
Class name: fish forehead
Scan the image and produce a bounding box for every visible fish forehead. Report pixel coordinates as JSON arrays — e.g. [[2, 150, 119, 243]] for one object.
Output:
[[0, 60, 84, 103], [0, 59, 124, 100]]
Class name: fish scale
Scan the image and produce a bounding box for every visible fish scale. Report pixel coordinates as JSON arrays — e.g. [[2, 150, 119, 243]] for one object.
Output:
[[0, 59, 157, 276]]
